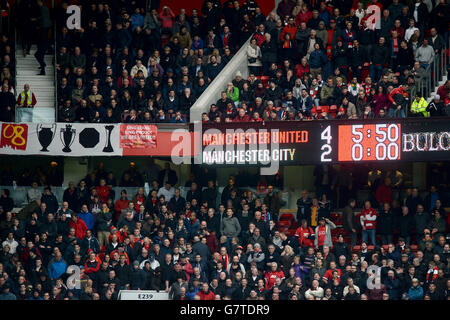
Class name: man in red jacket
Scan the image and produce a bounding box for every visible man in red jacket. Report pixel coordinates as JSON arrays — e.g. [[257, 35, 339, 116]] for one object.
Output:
[[388, 83, 409, 118], [196, 282, 215, 300], [375, 178, 393, 206], [114, 190, 130, 222], [265, 262, 285, 290], [322, 261, 342, 285], [69, 213, 88, 240], [360, 200, 377, 246], [84, 251, 101, 275], [295, 219, 315, 248], [96, 179, 110, 204]]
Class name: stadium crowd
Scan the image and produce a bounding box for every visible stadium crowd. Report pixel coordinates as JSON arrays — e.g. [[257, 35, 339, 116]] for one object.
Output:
[[200, 0, 450, 123], [0, 160, 448, 300]]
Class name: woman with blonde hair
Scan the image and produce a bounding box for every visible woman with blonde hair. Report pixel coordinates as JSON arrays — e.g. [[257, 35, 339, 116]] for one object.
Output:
[[280, 245, 295, 275]]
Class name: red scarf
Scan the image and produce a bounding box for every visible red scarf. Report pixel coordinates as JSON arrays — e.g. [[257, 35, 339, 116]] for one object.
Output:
[[224, 34, 229, 47], [283, 40, 291, 48], [393, 38, 399, 53], [363, 83, 371, 95], [346, 30, 354, 48], [309, 86, 318, 98]]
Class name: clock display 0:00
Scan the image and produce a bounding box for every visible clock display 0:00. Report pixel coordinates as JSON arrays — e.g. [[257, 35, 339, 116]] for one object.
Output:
[[344, 123, 401, 161]]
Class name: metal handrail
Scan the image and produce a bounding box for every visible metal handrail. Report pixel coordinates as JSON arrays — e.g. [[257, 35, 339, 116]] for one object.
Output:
[[52, 0, 58, 122], [413, 41, 448, 102]]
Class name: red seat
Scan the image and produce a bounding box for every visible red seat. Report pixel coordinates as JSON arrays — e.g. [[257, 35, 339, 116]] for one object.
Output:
[[367, 245, 375, 251], [329, 105, 337, 113], [331, 228, 343, 236], [285, 229, 296, 237], [382, 245, 389, 251], [278, 220, 291, 228], [331, 212, 341, 218], [351, 245, 361, 252], [410, 244, 418, 251], [257, 76, 269, 87], [290, 221, 298, 230], [319, 105, 329, 113], [280, 213, 295, 221]]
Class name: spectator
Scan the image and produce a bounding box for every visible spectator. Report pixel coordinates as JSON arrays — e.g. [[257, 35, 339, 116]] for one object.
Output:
[[247, 38, 262, 76]]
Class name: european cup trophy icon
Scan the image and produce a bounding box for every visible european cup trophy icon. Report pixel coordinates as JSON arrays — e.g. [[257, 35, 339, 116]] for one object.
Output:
[[103, 125, 114, 152], [37, 124, 56, 152], [60, 124, 76, 153]]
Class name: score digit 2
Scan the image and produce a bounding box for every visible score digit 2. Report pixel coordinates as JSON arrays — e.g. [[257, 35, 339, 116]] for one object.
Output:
[[338, 124, 401, 162]]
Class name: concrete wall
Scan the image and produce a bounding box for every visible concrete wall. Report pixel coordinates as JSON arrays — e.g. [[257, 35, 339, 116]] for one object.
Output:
[[190, 37, 251, 122]]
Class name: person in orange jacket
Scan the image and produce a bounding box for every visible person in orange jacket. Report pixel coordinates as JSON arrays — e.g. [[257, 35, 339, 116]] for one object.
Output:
[[84, 251, 102, 275], [96, 179, 110, 204], [69, 213, 88, 240], [196, 282, 215, 300], [264, 262, 285, 290], [114, 190, 130, 222], [295, 219, 315, 248]]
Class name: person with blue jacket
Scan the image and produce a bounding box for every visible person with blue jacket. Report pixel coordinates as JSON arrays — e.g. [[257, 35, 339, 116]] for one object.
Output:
[[48, 251, 67, 281], [78, 204, 95, 231], [408, 278, 424, 300], [385, 270, 400, 300]]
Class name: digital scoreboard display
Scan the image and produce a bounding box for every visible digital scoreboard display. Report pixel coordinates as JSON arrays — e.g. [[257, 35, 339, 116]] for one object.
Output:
[[338, 124, 402, 161], [200, 118, 450, 165]]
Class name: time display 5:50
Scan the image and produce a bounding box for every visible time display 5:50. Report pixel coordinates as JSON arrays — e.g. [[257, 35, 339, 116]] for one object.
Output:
[[338, 124, 402, 162]]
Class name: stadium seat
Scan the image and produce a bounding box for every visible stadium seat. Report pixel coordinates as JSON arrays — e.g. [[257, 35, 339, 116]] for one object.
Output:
[[367, 245, 375, 251], [257, 76, 269, 87], [351, 245, 361, 252], [279, 213, 295, 221], [382, 245, 389, 251], [410, 244, 418, 251], [319, 105, 329, 113], [278, 220, 291, 229], [285, 229, 296, 237], [329, 104, 337, 114]]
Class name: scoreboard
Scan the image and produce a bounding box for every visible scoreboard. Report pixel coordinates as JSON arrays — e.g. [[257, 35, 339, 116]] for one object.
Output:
[[200, 118, 450, 165]]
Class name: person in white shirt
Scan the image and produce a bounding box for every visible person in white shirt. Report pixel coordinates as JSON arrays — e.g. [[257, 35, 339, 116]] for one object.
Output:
[[157, 182, 175, 201], [405, 18, 419, 42], [2, 232, 18, 254], [27, 181, 41, 204], [305, 279, 324, 299], [343, 277, 361, 297]]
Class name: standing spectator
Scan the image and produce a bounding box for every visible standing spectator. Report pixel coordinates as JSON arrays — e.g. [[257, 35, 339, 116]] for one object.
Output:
[[314, 218, 336, 250], [378, 203, 395, 245], [247, 38, 262, 76], [0, 83, 15, 122], [360, 200, 377, 246], [415, 39, 435, 70], [35, 0, 52, 75], [16, 84, 37, 108]]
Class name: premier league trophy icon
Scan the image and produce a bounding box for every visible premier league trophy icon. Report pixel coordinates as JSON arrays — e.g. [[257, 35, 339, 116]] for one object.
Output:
[[36, 123, 56, 152], [103, 125, 114, 152], [60, 124, 76, 153]]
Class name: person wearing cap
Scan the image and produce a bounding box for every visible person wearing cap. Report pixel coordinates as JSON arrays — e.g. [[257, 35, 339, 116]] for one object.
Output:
[[408, 278, 424, 300], [130, 260, 147, 290], [426, 94, 444, 116], [314, 216, 336, 250], [0, 284, 16, 300]]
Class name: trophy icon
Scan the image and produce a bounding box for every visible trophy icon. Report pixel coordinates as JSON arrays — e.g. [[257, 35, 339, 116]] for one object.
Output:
[[60, 124, 76, 153], [103, 125, 114, 152], [36, 124, 56, 152]]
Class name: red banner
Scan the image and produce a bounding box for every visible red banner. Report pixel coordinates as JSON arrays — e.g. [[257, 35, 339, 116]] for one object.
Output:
[[120, 124, 157, 150], [0, 123, 28, 150]]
